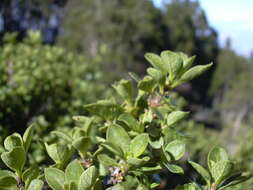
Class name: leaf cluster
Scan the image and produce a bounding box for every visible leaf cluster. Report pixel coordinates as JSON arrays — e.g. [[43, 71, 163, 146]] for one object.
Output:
[[0, 50, 249, 190]]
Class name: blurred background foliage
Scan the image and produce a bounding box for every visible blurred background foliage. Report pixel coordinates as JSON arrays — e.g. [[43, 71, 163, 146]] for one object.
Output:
[[0, 0, 252, 189]]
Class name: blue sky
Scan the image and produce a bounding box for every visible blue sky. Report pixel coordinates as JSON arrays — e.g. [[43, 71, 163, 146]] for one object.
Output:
[[153, 0, 253, 57]]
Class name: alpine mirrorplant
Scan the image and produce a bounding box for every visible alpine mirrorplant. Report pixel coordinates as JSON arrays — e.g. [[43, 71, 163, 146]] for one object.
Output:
[[0, 50, 250, 190]]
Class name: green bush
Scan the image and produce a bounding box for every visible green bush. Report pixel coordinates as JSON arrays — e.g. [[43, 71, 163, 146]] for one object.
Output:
[[0, 50, 250, 190], [0, 31, 106, 138]]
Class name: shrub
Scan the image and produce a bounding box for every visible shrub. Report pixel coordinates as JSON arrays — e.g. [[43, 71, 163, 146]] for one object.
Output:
[[0, 50, 250, 190], [0, 31, 106, 139]]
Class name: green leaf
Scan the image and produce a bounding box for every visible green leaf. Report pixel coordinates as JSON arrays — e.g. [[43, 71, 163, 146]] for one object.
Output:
[[210, 160, 233, 185], [161, 147, 171, 163], [93, 179, 103, 190], [147, 68, 164, 84], [84, 99, 123, 120], [138, 76, 156, 92], [65, 160, 84, 182], [100, 143, 124, 158], [164, 163, 184, 174], [52, 131, 72, 143], [149, 137, 164, 149], [128, 72, 141, 82], [22, 125, 34, 153], [150, 183, 160, 189], [166, 111, 189, 126], [22, 167, 39, 187], [106, 183, 126, 190], [72, 137, 91, 157], [107, 124, 130, 156], [0, 176, 17, 190], [4, 133, 23, 151], [78, 166, 98, 190], [188, 161, 211, 187], [141, 109, 153, 124], [177, 63, 213, 85], [0, 170, 16, 179], [175, 183, 196, 190], [127, 157, 150, 167], [97, 154, 118, 166], [218, 172, 252, 190], [118, 113, 143, 133], [113, 79, 133, 103], [1, 147, 26, 174], [64, 181, 79, 190], [130, 134, 149, 158], [145, 53, 167, 74], [27, 179, 44, 190], [208, 146, 228, 171], [45, 143, 71, 165], [140, 165, 162, 172], [182, 56, 196, 71], [45, 168, 65, 190], [160, 50, 183, 81], [165, 140, 185, 160]]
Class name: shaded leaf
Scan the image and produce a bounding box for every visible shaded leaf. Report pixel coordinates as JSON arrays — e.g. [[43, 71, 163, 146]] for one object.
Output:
[[188, 161, 211, 186]]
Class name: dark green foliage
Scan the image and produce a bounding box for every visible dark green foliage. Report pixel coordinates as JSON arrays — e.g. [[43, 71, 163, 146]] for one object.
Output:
[[0, 31, 106, 142], [0, 50, 249, 190]]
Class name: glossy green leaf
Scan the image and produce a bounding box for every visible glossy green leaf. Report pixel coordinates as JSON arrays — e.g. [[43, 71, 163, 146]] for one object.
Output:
[[164, 163, 184, 174], [27, 179, 44, 190], [78, 166, 98, 190], [182, 55, 196, 71], [138, 76, 156, 92], [165, 140, 185, 160], [140, 165, 162, 172], [145, 53, 167, 73], [1, 147, 26, 174], [161, 50, 183, 81], [45, 143, 71, 164], [130, 134, 149, 158], [177, 63, 213, 85], [208, 146, 228, 171], [106, 124, 130, 155], [113, 79, 133, 103], [65, 160, 84, 182], [127, 157, 150, 167], [22, 125, 34, 153], [4, 133, 23, 151], [97, 154, 118, 166], [84, 99, 123, 120], [166, 111, 189, 126], [147, 68, 164, 84], [210, 160, 233, 185], [45, 168, 65, 190], [149, 137, 164, 149]]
